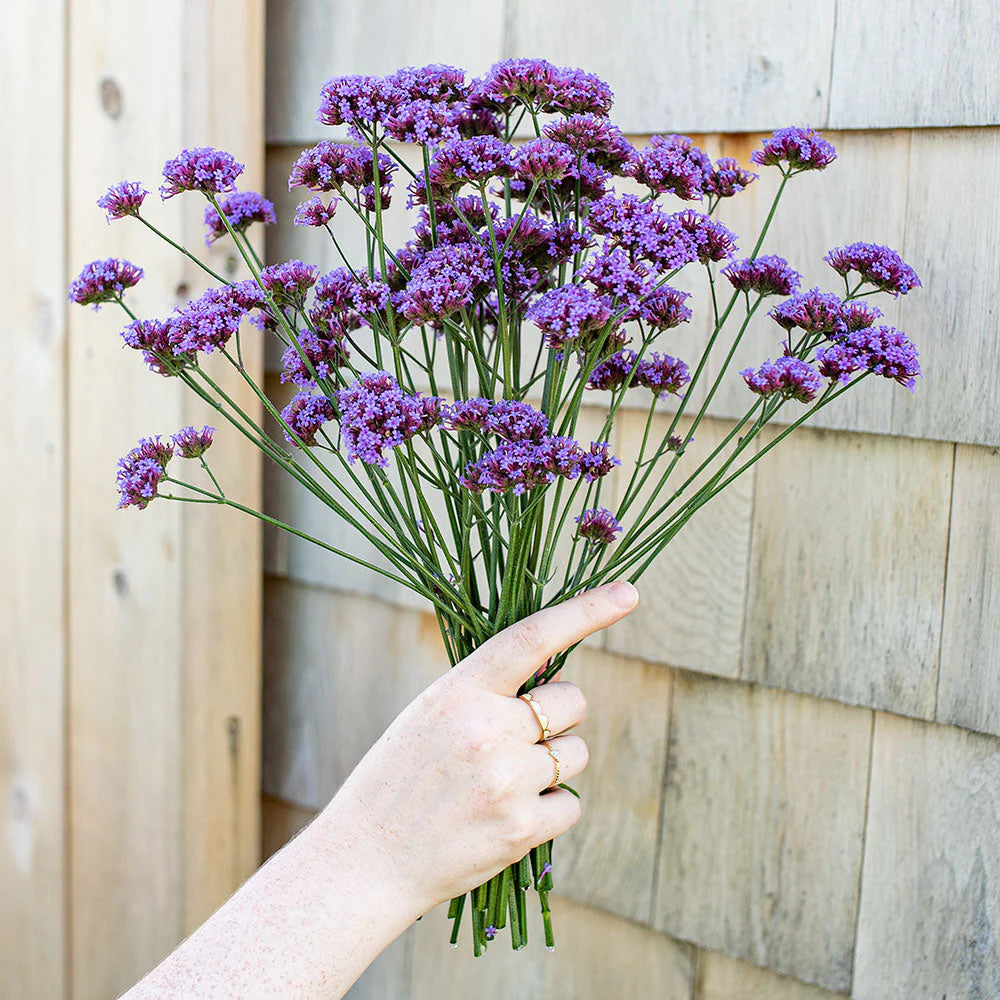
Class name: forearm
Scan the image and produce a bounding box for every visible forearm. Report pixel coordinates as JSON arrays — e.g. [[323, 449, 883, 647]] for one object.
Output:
[[123, 798, 426, 1000]]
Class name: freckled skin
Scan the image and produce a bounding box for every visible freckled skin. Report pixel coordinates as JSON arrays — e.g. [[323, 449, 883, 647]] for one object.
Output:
[[121, 582, 637, 1000]]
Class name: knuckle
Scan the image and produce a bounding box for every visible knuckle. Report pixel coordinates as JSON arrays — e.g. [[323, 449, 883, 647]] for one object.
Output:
[[485, 760, 518, 804], [512, 620, 545, 659], [567, 683, 587, 724], [503, 805, 537, 851]]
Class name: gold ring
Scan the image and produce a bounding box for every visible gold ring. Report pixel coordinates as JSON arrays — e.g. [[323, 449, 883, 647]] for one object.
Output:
[[518, 691, 552, 741], [540, 739, 561, 788]]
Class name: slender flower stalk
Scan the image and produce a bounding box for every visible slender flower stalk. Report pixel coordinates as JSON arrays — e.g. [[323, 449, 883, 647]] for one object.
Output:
[[73, 64, 922, 956]]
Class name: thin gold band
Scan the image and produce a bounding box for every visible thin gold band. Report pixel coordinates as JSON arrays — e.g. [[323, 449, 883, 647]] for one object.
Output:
[[540, 739, 561, 788]]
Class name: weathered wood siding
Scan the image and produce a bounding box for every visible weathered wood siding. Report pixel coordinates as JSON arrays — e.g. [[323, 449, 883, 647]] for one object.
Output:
[[259, 3, 1000, 998], [2, 3, 265, 998]]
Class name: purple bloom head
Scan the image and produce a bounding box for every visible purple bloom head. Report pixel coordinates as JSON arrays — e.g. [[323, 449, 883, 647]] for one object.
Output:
[[586, 349, 639, 391], [704, 157, 758, 198], [385, 99, 462, 145], [160, 147, 244, 200], [389, 63, 467, 103], [576, 507, 622, 544], [427, 136, 517, 189], [550, 67, 615, 115], [97, 180, 147, 222], [769, 288, 846, 336], [399, 243, 491, 323], [579, 249, 649, 302], [69, 257, 143, 309], [203, 190, 276, 245], [259, 259, 319, 306], [289, 142, 395, 209], [317, 74, 405, 136], [841, 300, 883, 330], [280, 330, 350, 388], [338, 372, 442, 466], [293, 194, 340, 228], [515, 137, 575, 183], [527, 284, 612, 349], [121, 317, 190, 376], [474, 58, 562, 111], [280, 392, 337, 447], [116, 436, 174, 509], [171, 286, 247, 355], [483, 399, 549, 442], [628, 134, 712, 200], [636, 353, 690, 398], [741, 356, 824, 402], [723, 255, 802, 297], [580, 440, 620, 481], [824, 242, 921, 297], [544, 115, 634, 172], [751, 127, 837, 172], [172, 425, 215, 458], [851, 325, 922, 390], [671, 210, 739, 263], [443, 397, 492, 432], [638, 285, 693, 330]]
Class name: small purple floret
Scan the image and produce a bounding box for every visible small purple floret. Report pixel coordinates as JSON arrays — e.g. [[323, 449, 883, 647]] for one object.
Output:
[[723, 256, 802, 297], [116, 436, 174, 510], [824, 242, 921, 297], [741, 356, 824, 402], [172, 425, 215, 458], [97, 180, 148, 222], [69, 257, 143, 309], [576, 507, 622, 545], [203, 191, 276, 245], [751, 127, 837, 172], [160, 147, 245, 200], [280, 392, 337, 447]]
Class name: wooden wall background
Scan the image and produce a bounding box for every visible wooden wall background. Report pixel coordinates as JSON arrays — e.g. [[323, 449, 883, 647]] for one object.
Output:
[[2, 2, 264, 998], [262, 3, 1000, 1000]]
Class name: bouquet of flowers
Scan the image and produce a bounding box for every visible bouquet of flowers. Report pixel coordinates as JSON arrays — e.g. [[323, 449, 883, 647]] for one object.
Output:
[[70, 58, 921, 954]]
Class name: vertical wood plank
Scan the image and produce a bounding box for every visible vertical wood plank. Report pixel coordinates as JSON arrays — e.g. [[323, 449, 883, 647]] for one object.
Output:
[[853, 713, 1000, 998], [67, 2, 263, 995], [937, 444, 1000, 737], [655, 673, 872, 991], [0, 2, 67, 998], [743, 426, 952, 719]]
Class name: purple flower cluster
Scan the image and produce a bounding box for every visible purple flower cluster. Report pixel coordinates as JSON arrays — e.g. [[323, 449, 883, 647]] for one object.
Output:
[[116, 436, 173, 509], [288, 141, 395, 210], [399, 243, 491, 323], [704, 158, 757, 198], [474, 59, 613, 115], [160, 147, 245, 200], [69, 257, 143, 309], [460, 435, 618, 495], [427, 136, 517, 190], [338, 371, 442, 466], [172, 425, 215, 458], [280, 330, 350, 388], [816, 325, 921, 390], [575, 507, 622, 544], [824, 242, 921, 296], [121, 317, 189, 376], [587, 195, 703, 273], [293, 194, 340, 228], [751, 127, 837, 172], [97, 180, 147, 221], [769, 288, 846, 335], [543, 115, 634, 172], [514, 138, 575, 183], [259, 260, 319, 306], [587, 349, 639, 391], [444, 398, 550, 443], [741, 356, 824, 403], [172, 286, 247, 354], [317, 74, 404, 131], [671, 210, 739, 263], [586, 349, 689, 398], [203, 191, 276, 245], [526, 285, 613, 350], [280, 392, 337, 447], [635, 285, 692, 329], [723, 255, 802, 297], [579, 249, 648, 301], [628, 134, 712, 200]]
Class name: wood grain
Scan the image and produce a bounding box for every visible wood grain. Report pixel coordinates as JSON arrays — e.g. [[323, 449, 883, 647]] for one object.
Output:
[[0, 2, 67, 997], [262, 580, 446, 810], [937, 444, 1000, 736], [743, 426, 953, 719], [829, 0, 1000, 128], [67, 2, 264, 996], [606, 412, 756, 679], [696, 948, 847, 1000], [505, 0, 835, 134], [655, 672, 872, 992], [853, 712, 1000, 999]]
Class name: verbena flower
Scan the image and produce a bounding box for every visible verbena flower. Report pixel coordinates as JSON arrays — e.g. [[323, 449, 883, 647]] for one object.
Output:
[[636, 286, 692, 329], [400, 243, 491, 323], [116, 436, 174, 509], [579, 249, 649, 302], [841, 301, 883, 330], [121, 317, 191, 376], [427, 136, 517, 189], [576, 507, 622, 544], [69, 257, 143, 309], [586, 349, 639, 391], [635, 353, 691, 397], [317, 74, 405, 135], [443, 397, 492, 432], [288, 141, 395, 208], [160, 147, 244, 199], [473, 58, 562, 111], [294, 194, 340, 227], [628, 134, 712, 200], [280, 391, 337, 447], [850, 325, 921, 390], [671, 209, 738, 263], [203, 191, 276, 245], [543, 115, 633, 171], [550, 67, 615, 115], [704, 158, 757, 198], [97, 180, 147, 221], [769, 288, 846, 335], [483, 399, 549, 442], [824, 242, 921, 296], [338, 372, 442, 466], [389, 64, 467, 103], [580, 440, 620, 480], [280, 330, 350, 387], [385, 99, 462, 145], [515, 138, 575, 182], [172, 425, 215, 458], [172, 286, 247, 355], [741, 356, 824, 402], [259, 260, 319, 306], [751, 127, 836, 171], [723, 255, 802, 297], [526, 285, 612, 349]]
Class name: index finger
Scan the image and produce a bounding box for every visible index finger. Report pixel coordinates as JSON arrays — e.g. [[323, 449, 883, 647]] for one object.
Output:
[[456, 582, 639, 694]]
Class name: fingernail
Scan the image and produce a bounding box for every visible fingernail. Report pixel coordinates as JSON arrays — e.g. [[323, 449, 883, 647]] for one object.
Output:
[[607, 581, 638, 610]]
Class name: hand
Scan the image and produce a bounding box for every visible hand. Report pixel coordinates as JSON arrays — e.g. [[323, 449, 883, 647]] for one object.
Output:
[[313, 580, 640, 914]]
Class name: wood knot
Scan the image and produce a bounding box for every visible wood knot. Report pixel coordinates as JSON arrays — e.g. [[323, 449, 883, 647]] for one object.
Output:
[[99, 77, 123, 119]]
